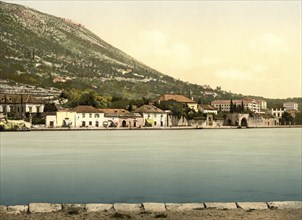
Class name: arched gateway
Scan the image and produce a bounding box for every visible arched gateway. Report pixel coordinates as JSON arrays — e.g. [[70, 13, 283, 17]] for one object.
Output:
[[241, 117, 248, 127]]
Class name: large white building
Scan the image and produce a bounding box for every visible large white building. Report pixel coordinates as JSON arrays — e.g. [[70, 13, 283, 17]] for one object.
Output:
[[71, 105, 104, 128], [211, 98, 261, 113], [283, 102, 298, 111], [46, 105, 105, 128]]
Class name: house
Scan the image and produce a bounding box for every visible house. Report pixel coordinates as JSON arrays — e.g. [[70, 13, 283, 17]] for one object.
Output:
[[211, 98, 261, 112], [133, 104, 168, 127], [0, 93, 44, 119], [45, 109, 77, 128], [71, 105, 104, 128], [283, 102, 298, 111], [151, 94, 198, 111], [99, 108, 143, 128], [198, 104, 218, 115]]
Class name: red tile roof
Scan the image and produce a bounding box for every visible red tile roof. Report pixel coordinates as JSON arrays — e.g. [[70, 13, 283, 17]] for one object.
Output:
[[0, 94, 43, 104], [199, 104, 217, 110], [153, 94, 196, 104], [133, 104, 164, 113], [70, 105, 100, 113], [99, 109, 129, 114]]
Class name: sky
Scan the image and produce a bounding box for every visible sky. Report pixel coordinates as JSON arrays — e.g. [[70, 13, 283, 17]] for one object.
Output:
[[4, 0, 302, 99]]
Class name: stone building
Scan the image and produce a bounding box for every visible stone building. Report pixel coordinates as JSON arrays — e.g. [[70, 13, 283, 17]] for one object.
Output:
[[99, 108, 143, 128]]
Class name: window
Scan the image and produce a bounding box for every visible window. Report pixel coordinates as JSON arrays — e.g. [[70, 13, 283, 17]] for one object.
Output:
[[36, 106, 40, 113], [89, 113, 92, 118], [82, 121, 86, 127], [82, 113, 85, 118], [161, 121, 163, 126], [95, 114, 99, 118], [154, 121, 157, 126], [96, 121, 99, 127], [89, 121, 92, 126], [28, 106, 32, 113]]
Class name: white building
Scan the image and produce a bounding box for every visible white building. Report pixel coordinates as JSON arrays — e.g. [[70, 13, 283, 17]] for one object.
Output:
[[71, 105, 104, 128], [283, 102, 298, 111], [270, 108, 284, 119], [198, 104, 218, 115], [211, 98, 261, 113], [133, 104, 168, 127]]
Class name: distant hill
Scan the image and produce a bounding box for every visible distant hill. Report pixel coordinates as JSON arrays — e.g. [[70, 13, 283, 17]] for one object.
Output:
[[0, 1, 300, 108]]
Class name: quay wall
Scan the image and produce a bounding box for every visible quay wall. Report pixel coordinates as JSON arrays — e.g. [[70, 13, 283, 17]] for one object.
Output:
[[1, 201, 301, 214]]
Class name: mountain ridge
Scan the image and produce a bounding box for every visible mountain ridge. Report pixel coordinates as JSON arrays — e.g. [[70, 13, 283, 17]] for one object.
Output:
[[0, 1, 301, 108]]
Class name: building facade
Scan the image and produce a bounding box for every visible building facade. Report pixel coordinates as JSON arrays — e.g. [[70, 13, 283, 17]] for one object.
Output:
[[100, 109, 144, 128], [283, 102, 298, 111], [71, 105, 104, 128], [133, 104, 168, 127], [270, 108, 284, 119], [0, 93, 44, 119], [198, 104, 218, 115], [211, 98, 261, 113]]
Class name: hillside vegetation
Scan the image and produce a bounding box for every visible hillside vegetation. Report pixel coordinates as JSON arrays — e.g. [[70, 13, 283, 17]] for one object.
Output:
[[0, 1, 301, 108]]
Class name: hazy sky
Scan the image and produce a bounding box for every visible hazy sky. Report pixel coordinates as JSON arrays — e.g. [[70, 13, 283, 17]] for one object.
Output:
[[5, 0, 302, 98]]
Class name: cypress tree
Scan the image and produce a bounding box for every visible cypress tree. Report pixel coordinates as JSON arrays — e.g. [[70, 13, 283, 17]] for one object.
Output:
[[230, 99, 234, 113]]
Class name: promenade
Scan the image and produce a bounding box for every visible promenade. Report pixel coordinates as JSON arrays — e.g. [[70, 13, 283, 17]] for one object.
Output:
[[1, 202, 301, 220]]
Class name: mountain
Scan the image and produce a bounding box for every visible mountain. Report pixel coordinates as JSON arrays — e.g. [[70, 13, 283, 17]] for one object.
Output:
[[0, 1, 228, 100], [1, 1, 300, 109]]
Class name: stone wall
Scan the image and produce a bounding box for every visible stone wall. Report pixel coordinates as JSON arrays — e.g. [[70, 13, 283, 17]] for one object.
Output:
[[0, 201, 301, 214]]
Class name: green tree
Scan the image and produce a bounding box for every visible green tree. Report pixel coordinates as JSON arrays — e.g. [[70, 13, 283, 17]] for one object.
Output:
[[281, 112, 294, 125], [230, 99, 234, 113], [294, 112, 302, 125], [128, 103, 133, 112]]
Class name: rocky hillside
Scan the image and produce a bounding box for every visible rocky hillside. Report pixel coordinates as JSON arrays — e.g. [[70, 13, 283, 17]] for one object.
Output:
[[1, 1, 235, 101]]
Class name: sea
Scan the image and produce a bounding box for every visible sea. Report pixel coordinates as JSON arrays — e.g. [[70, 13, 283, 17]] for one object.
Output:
[[0, 128, 301, 205]]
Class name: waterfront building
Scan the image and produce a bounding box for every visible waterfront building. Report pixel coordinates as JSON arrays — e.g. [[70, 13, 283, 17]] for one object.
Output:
[[251, 113, 278, 126], [46, 109, 77, 128], [0, 93, 44, 119], [71, 105, 104, 128], [99, 108, 143, 128], [283, 102, 298, 111], [211, 98, 261, 112], [133, 104, 168, 127], [151, 94, 198, 111]]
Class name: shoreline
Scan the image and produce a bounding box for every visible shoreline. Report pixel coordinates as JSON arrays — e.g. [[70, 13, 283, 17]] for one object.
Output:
[[1, 201, 301, 220], [28, 124, 302, 131]]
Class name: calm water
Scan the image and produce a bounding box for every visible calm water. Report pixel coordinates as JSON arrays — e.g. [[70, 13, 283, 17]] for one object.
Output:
[[0, 128, 301, 205]]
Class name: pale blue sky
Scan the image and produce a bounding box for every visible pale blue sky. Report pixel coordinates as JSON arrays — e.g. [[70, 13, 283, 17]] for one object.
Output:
[[4, 0, 302, 98]]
